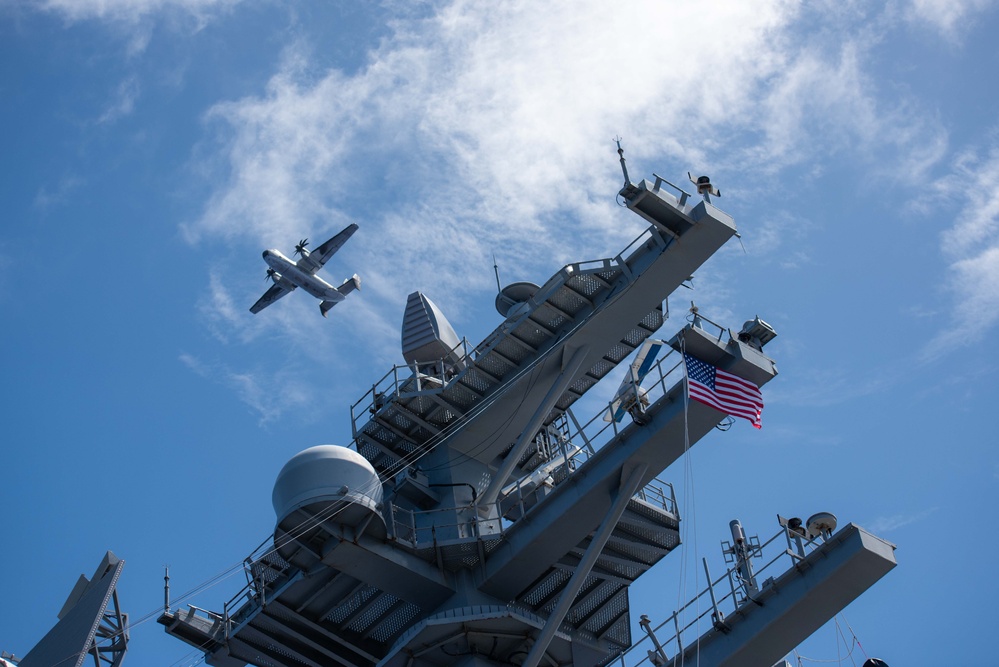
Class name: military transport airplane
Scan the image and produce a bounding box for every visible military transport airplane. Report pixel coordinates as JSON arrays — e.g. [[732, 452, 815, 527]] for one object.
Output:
[[250, 223, 361, 318]]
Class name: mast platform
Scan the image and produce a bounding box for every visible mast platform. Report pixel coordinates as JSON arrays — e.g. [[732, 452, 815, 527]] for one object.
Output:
[[157, 166, 892, 667]]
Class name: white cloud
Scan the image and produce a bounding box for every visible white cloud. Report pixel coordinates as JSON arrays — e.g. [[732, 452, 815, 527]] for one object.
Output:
[[97, 76, 140, 124], [186, 2, 948, 307], [747, 210, 817, 267], [35, 0, 243, 26], [940, 145, 999, 258], [198, 271, 246, 344], [175, 0, 966, 415], [906, 0, 997, 40], [217, 9, 943, 213], [920, 139, 999, 356], [27, 0, 244, 56], [765, 364, 896, 408], [866, 506, 937, 534], [34, 175, 84, 211], [746, 34, 948, 185], [179, 352, 312, 425], [947, 245, 999, 329]]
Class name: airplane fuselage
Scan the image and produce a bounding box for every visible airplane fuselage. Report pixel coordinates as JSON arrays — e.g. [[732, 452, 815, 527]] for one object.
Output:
[[250, 223, 360, 316], [262, 250, 344, 303]]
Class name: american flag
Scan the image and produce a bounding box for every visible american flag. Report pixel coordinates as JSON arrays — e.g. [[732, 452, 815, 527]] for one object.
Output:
[[683, 354, 764, 429]]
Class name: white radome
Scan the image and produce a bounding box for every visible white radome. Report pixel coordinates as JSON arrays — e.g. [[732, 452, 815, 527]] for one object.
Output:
[[272, 444, 384, 524]]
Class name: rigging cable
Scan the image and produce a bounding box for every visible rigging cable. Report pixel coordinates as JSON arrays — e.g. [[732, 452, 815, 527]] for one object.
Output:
[[675, 332, 701, 667], [791, 614, 864, 664], [71, 337, 667, 665], [135, 230, 677, 661]]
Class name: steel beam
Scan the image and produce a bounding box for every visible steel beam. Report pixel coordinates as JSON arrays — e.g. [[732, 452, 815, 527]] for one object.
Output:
[[678, 525, 896, 667], [520, 463, 648, 667]]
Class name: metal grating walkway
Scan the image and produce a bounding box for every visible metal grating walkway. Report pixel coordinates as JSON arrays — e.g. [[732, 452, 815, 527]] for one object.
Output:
[[351, 255, 667, 478]]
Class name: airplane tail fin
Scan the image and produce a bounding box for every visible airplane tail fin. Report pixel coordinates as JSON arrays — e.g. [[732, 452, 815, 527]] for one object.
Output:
[[337, 274, 361, 297], [321, 276, 361, 317]]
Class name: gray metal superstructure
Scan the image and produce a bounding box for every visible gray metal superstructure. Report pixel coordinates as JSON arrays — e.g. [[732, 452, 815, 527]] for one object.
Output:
[[160, 162, 895, 666], [11, 551, 129, 667]]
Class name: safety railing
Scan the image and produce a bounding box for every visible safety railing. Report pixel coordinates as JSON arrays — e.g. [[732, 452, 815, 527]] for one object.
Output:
[[387, 499, 507, 549], [486, 432, 677, 541], [347, 223, 674, 444], [634, 479, 678, 517], [348, 336, 476, 439], [610, 519, 830, 667], [560, 346, 686, 457]]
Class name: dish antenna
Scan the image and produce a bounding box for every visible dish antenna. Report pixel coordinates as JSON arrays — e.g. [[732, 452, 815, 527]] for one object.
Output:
[[806, 512, 838, 540]]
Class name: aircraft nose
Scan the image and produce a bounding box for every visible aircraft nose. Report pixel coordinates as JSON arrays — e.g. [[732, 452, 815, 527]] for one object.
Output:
[[262, 250, 271, 259]]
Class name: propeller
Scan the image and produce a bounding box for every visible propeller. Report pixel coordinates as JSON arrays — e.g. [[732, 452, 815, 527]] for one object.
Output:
[[266, 268, 278, 282], [294, 238, 310, 256]]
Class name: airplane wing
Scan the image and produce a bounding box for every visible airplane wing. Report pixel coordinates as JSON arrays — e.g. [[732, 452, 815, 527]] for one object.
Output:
[[250, 283, 295, 313], [297, 223, 358, 275]]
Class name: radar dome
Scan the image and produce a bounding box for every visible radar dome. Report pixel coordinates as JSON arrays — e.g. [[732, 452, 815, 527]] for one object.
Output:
[[272, 445, 385, 564], [495, 282, 539, 318], [805, 511, 838, 540]]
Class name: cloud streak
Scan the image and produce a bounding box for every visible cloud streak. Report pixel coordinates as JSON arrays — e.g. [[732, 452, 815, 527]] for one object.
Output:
[[165, 0, 975, 417], [906, 0, 997, 40], [179, 351, 313, 425], [920, 137, 999, 357], [35, 0, 243, 25], [186, 2, 948, 307], [866, 506, 938, 534], [97, 76, 140, 124]]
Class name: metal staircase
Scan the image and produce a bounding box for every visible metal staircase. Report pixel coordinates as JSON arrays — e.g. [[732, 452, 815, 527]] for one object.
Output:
[[160, 170, 782, 667], [350, 247, 669, 478]]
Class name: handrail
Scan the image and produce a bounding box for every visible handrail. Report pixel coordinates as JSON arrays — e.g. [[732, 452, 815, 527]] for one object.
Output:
[[611, 521, 829, 666], [387, 499, 507, 549], [347, 225, 665, 445]]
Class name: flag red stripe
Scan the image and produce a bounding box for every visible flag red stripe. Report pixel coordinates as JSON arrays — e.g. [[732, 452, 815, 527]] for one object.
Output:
[[688, 382, 760, 418], [689, 394, 761, 426], [715, 367, 760, 394], [714, 377, 763, 406], [685, 353, 765, 429], [709, 385, 762, 411], [714, 374, 763, 397], [713, 386, 763, 411]]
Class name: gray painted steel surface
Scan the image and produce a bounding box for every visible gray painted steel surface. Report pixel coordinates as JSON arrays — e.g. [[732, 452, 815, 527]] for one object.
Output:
[[160, 168, 890, 667], [676, 525, 896, 667], [19, 551, 128, 667]]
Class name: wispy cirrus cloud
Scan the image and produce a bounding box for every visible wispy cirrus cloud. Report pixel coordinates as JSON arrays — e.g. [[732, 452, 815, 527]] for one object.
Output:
[[918, 137, 999, 357], [33, 0, 243, 25], [866, 506, 938, 534], [97, 76, 140, 124], [906, 0, 997, 40], [34, 175, 84, 211], [185, 2, 948, 311], [171, 0, 967, 418], [179, 351, 312, 425], [28, 0, 246, 55]]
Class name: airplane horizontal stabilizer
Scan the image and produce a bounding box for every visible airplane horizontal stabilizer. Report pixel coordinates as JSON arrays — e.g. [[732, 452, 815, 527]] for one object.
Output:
[[320, 300, 337, 318], [338, 274, 361, 296]]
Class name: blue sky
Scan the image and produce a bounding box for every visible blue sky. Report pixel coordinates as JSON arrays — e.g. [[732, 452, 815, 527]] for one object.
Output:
[[2, 0, 998, 664]]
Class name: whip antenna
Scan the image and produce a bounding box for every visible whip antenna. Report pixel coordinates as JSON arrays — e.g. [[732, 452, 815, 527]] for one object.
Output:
[[615, 137, 631, 186]]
